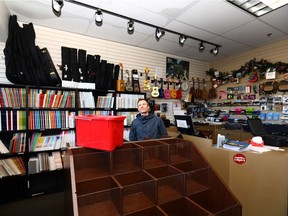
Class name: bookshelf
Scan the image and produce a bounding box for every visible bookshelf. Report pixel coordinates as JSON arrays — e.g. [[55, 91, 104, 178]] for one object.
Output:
[[0, 83, 145, 203]]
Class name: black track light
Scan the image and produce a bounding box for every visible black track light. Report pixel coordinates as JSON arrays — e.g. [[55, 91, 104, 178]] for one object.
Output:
[[52, 0, 63, 17], [155, 28, 165, 41], [95, 9, 103, 26], [210, 46, 219, 55], [179, 35, 187, 46], [127, 20, 134, 35], [199, 41, 205, 52]]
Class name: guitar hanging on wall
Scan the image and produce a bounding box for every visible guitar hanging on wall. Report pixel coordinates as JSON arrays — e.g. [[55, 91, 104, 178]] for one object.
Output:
[[170, 79, 177, 99], [164, 78, 171, 99], [116, 63, 125, 91], [158, 78, 165, 98], [151, 75, 160, 98], [176, 80, 182, 99], [132, 69, 141, 92], [143, 67, 151, 91], [125, 69, 133, 92]]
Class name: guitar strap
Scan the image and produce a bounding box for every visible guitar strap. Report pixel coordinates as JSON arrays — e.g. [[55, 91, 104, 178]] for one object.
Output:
[[70, 48, 79, 82], [61, 46, 71, 81], [78, 49, 87, 82]]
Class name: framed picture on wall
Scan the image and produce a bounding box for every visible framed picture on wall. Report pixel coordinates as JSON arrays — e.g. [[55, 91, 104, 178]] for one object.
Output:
[[166, 57, 189, 80]]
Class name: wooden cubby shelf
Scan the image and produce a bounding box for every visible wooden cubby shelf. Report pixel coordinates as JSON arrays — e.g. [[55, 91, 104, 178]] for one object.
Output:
[[65, 138, 242, 216]]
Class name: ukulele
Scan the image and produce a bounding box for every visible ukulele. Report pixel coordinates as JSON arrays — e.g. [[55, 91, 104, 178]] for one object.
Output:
[[125, 69, 133, 92], [201, 78, 209, 100], [170, 79, 177, 99], [164, 79, 171, 99], [158, 78, 164, 98], [186, 78, 195, 102], [132, 69, 141, 92], [176, 80, 182, 99], [151, 76, 160, 98], [143, 67, 151, 91], [116, 63, 125, 91]]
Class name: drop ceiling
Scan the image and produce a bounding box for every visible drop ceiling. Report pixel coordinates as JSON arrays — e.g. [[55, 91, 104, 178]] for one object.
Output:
[[3, 0, 288, 62]]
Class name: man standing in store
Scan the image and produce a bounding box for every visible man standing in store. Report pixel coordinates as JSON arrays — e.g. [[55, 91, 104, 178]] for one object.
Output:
[[129, 98, 168, 141]]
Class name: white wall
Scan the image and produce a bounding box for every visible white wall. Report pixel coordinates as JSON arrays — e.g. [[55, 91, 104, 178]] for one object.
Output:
[[0, 22, 209, 103]]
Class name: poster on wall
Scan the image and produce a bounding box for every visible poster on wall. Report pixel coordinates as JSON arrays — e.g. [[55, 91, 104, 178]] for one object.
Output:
[[166, 57, 189, 80]]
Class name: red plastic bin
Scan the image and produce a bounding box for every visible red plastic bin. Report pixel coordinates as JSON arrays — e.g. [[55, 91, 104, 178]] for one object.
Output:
[[75, 115, 126, 151]]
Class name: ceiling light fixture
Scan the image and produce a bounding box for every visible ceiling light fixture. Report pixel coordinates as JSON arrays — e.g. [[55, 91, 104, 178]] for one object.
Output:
[[127, 19, 134, 35], [179, 35, 187, 46], [52, 0, 63, 16], [199, 41, 205, 52], [155, 28, 165, 41], [227, 0, 288, 17], [210, 46, 219, 56], [63, 0, 221, 53], [95, 9, 103, 26]]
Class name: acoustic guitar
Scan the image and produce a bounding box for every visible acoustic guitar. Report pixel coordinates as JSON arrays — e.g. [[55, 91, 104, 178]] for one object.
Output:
[[176, 80, 182, 99], [125, 69, 133, 92], [158, 78, 165, 98], [170, 79, 177, 99], [116, 63, 125, 91], [143, 67, 151, 91], [132, 69, 141, 92], [151, 76, 160, 98], [186, 78, 195, 102], [201, 78, 209, 100], [164, 79, 171, 99]]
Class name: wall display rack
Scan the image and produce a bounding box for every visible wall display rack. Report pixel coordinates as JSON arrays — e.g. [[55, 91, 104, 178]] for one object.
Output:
[[0, 83, 145, 203]]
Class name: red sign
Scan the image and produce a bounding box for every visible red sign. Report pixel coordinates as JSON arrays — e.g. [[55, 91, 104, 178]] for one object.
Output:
[[233, 153, 247, 164]]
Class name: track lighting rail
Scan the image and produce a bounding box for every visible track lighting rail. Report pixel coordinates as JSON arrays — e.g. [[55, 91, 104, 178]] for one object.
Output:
[[61, 0, 221, 54]]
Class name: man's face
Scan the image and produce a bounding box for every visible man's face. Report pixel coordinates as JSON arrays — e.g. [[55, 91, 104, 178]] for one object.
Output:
[[138, 100, 149, 114]]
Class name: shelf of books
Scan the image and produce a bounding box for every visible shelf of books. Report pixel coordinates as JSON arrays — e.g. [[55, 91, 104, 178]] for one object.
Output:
[[0, 84, 146, 203]]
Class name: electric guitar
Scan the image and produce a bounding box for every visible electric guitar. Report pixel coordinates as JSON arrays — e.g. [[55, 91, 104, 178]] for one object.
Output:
[[132, 69, 140, 92], [143, 67, 150, 91], [125, 69, 133, 92], [158, 78, 164, 98], [176, 80, 182, 99], [151, 76, 159, 98], [164, 79, 171, 99], [170, 79, 177, 99], [116, 63, 125, 91]]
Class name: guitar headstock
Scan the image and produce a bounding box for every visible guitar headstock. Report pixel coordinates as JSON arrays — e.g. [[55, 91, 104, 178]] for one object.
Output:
[[119, 63, 123, 70], [145, 67, 149, 74]]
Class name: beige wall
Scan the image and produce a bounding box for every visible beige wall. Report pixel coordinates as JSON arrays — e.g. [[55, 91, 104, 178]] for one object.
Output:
[[210, 39, 288, 72]]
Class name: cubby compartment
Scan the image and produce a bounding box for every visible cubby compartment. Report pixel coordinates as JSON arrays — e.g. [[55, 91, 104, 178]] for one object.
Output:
[[187, 171, 241, 216], [184, 167, 210, 196], [187, 190, 241, 216], [159, 197, 210, 216], [135, 140, 169, 169], [111, 143, 142, 174], [124, 206, 167, 216], [113, 170, 155, 215], [145, 166, 184, 204], [73, 151, 110, 181], [76, 176, 121, 216], [159, 138, 192, 164]]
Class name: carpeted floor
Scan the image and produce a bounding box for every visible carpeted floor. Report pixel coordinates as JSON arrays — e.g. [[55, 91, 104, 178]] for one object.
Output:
[[0, 192, 65, 216]]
